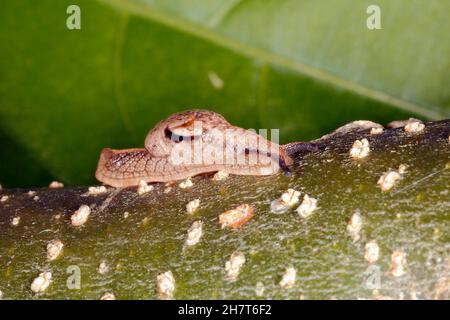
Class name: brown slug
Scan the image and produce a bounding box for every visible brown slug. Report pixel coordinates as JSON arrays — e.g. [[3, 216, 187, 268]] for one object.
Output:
[[95, 110, 293, 187]]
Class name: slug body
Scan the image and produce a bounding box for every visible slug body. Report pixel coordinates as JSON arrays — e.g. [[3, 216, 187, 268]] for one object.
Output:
[[96, 110, 293, 187]]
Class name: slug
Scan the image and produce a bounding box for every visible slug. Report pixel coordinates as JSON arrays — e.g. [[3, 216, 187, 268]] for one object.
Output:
[[95, 110, 294, 187]]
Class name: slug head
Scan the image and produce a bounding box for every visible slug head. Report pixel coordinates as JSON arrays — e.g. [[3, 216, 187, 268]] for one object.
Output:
[[144, 110, 230, 157]]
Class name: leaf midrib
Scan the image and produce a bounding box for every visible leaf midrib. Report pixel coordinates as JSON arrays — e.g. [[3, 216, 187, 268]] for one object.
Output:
[[99, 0, 442, 120]]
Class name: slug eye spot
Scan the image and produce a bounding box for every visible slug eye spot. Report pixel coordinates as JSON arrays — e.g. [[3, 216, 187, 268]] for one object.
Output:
[[164, 127, 184, 143], [164, 126, 204, 144]]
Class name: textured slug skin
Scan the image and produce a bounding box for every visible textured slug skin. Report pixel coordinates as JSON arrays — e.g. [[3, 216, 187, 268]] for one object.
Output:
[[95, 110, 293, 188]]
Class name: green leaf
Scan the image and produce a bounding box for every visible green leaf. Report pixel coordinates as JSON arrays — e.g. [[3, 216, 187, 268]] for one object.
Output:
[[0, 0, 448, 187]]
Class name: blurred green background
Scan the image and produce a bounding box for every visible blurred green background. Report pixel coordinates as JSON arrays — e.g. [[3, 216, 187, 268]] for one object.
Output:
[[0, 0, 449, 187]]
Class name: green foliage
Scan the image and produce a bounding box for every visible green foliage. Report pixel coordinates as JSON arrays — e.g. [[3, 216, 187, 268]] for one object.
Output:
[[0, 0, 449, 186]]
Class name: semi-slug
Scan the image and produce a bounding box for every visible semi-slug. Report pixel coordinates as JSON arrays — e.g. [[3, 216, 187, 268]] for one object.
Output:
[[95, 110, 294, 187]]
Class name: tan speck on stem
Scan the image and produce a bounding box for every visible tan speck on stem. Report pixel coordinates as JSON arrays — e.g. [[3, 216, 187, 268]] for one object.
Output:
[[156, 271, 175, 300], [280, 267, 296, 289], [186, 199, 200, 214], [377, 170, 401, 191], [11, 216, 20, 226], [31, 272, 52, 293], [364, 240, 380, 264], [296, 194, 318, 218], [88, 186, 107, 195], [98, 260, 109, 275], [179, 177, 193, 189], [49, 181, 64, 188], [225, 251, 246, 280], [164, 187, 172, 193], [350, 138, 370, 159], [47, 239, 64, 261], [71, 205, 91, 226], [185, 220, 203, 246], [255, 281, 265, 297], [271, 189, 300, 213], [212, 171, 229, 181], [404, 119, 425, 133], [137, 180, 153, 195], [390, 250, 407, 277], [100, 292, 116, 300], [347, 211, 362, 242], [219, 204, 255, 229], [370, 127, 383, 135], [398, 164, 408, 175]]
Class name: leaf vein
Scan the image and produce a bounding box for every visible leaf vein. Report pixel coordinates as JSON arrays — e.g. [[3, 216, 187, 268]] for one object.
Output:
[[113, 12, 138, 143], [100, 0, 444, 120]]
